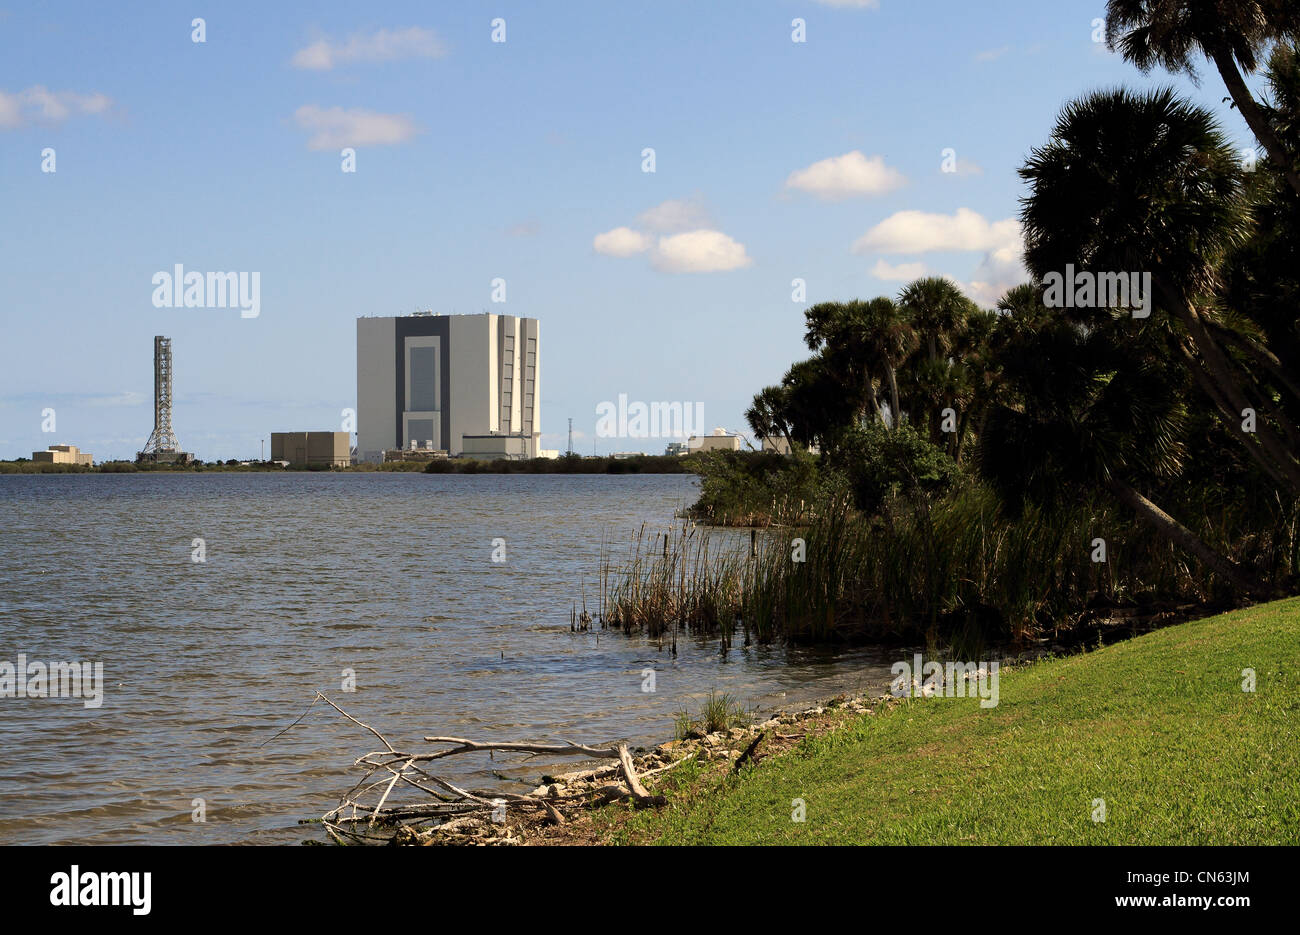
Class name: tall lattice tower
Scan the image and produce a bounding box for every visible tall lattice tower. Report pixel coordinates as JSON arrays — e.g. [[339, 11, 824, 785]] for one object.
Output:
[[138, 335, 182, 459]]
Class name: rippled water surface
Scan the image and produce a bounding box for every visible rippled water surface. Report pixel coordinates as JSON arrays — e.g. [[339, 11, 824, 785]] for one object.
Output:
[[0, 473, 898, 844]]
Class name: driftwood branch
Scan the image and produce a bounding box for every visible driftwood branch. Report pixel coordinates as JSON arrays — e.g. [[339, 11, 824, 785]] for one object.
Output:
[[420, 737, 623, 760], [313, 694, 665, 844], [617, 743, 666, 806]]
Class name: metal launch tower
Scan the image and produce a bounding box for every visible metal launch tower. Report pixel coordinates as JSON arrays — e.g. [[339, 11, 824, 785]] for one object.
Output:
[[137, 336, 192, 463]]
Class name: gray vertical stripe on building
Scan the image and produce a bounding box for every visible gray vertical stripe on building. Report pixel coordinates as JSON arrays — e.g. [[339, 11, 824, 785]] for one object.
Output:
[[394, 316, 451, 450]]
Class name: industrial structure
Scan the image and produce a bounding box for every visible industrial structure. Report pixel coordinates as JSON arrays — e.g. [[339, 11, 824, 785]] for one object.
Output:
[[270, 432, 351, 468], [137, 335, 193, 463], [356, 312, 540, 461], [32, 444, 93, 465]]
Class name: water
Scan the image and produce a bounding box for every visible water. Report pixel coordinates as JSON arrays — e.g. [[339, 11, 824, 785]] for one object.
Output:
[[0, 472, 899, 844]]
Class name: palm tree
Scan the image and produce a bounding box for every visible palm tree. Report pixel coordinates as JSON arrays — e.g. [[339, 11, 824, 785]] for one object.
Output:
[[1019, 86, 1300, 496], [745, 384, 795, 452], [980, 310, 1271, 598], [898, 277, 978, 443], [855, 297, 912, 429], [803, 301, 869, 424], [898, 277, 971, 364], [947, 305, 1001, 462], [803, 298, 912, 429], [1105, 0, 1300, 194], [779, 355, 854, 449]]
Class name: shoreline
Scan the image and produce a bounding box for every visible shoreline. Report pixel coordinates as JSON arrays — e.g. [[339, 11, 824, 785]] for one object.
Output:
[[369, 595, 1288, 846], [364, 648, 1023, 846]]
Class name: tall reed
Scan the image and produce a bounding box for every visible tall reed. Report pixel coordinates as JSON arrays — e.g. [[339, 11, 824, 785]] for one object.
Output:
[[598, 483, 1295, 646]]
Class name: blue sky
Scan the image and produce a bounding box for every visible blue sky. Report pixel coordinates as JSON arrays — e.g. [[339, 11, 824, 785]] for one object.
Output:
[[0, 0, 1261, 460]]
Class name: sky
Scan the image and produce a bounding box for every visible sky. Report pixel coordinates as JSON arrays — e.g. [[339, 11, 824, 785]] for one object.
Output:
[[0, 0, 1264, 460]]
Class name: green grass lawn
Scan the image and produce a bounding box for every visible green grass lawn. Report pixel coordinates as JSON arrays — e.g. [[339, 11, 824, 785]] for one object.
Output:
[[610, 598, 1300, 845]]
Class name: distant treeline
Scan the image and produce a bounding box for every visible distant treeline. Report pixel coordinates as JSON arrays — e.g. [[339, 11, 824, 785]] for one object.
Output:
[[0, 455, 699, 475], [422, 454, 697, 474], [0, 460, 297, 474]]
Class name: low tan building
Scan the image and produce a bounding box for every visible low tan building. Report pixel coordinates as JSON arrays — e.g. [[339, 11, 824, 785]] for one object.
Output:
[[688, 429, 742, 453], [270, 432, 351, 467], [32, 444, 93, 466]]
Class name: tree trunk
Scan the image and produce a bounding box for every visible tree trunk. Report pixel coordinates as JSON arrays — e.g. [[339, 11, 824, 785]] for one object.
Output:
[[1182, 303, 1300, 492], [1207, 320, 1300, 409], [1211, 48, 1300, 196], [1104, 475, 1272, 599], [1156, 281, 1300, 496], [954, 406, 973, 463], [1179, 339, 1296, 491], [886, 366, 902, 431]]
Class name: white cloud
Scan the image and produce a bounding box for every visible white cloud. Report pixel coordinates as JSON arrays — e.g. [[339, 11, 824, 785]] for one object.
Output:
[[651, 230, 752, 273], [871, 259, 928, 281], [291, 27, 446, 70], [637, 197, 712, 233], [974, 46, 1010, 63], [961, 242, 1029, 305], [853, 207, 1021, 255], [0, 86, 112, 129], [855, 208, 1027, 306], [785, 150, 905, 200], [293, 105, 419, 150], [596, 199, 751, 273], [593, 226, 652, 257]]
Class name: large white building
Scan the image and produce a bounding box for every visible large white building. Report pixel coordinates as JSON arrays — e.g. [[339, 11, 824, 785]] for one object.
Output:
[[356, 312, 540, 461]]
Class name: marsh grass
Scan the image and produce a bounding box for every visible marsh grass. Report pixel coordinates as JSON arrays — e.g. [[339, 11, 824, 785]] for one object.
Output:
[[674, 689, 750, 739], [599, 483, 1294, 646]]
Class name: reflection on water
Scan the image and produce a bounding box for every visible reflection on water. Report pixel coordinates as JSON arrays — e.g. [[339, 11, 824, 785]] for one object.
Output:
[[0, 473, 898, 844]]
